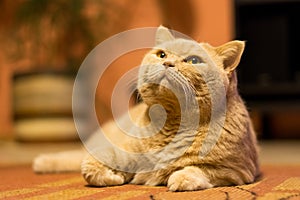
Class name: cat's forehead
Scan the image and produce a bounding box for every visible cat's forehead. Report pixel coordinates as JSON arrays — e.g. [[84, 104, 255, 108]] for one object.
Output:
[[156, 38, 207, 57]]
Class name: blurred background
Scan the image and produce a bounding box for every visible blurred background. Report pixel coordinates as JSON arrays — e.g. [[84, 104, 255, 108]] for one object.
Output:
[[0, 0, 299, 165]]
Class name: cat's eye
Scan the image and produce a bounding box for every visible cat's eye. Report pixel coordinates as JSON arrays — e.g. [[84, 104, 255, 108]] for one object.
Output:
[[184, 55, 202, 65], [156, 50, 167, 58]]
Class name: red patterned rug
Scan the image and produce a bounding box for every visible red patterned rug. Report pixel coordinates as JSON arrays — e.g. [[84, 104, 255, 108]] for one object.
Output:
[[1, 165, 300, 200]]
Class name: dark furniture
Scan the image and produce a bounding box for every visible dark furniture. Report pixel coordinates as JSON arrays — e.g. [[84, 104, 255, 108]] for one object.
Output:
[[235, 0, 300, 138]]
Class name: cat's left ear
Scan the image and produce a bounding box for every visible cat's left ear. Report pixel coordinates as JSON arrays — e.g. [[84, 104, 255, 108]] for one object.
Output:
[[215, 40, 245, 73], [155, 25, 175, 46]]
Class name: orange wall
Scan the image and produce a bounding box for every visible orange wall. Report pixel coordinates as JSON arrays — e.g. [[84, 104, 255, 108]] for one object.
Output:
[[0, 0, 234, 136], [192, 0, 234, 45], [0, 66, 12, 136], [126, 0, 234, 45]]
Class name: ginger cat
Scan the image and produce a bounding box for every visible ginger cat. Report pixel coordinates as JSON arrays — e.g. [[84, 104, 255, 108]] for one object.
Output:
[[33, 26, 260, 191]]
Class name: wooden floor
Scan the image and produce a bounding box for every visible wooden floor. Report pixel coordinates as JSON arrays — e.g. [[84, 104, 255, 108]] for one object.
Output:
[[0, 139, 300, 167]]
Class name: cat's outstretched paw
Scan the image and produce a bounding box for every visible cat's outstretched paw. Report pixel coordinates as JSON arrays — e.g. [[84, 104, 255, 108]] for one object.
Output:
[[33, 150, 83, 173], [81, 155, 125, 187], [33, 154, 57, 173], [167, 166, 213, 191]]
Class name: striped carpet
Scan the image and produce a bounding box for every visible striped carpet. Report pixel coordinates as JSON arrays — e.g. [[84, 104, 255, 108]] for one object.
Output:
[[1, 165, 300, 200]]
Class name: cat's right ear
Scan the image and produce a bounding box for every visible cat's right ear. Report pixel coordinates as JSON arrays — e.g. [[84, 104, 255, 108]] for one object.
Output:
[[155, 25, 175, 46]]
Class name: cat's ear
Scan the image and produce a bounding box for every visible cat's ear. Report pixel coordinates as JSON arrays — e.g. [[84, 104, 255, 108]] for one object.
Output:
[[215, 40, 245, 73], [155, 25, 175, 45]]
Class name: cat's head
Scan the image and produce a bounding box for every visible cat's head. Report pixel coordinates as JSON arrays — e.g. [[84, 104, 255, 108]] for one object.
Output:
[[138, 26, 244, 109]]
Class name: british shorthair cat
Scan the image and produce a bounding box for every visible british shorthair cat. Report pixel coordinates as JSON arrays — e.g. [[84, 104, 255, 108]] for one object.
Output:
[[33, 26, 260, 191]]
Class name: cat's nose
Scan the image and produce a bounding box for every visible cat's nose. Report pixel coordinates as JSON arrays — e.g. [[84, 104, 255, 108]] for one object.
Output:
[[163, 61, 175, 68]]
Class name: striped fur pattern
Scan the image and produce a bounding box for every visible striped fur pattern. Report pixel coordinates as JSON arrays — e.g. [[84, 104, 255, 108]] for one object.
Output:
[[33, 26, 259, 191]]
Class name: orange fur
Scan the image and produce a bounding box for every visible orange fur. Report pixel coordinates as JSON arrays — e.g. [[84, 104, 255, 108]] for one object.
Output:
[[33, 26, 259, 191]]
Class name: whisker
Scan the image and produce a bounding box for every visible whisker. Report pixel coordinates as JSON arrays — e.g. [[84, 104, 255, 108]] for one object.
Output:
[[126, 75, 139, 89], [135, 90, 143, 103], [147, 68, 164, 81], [173, 71, 197, 112]]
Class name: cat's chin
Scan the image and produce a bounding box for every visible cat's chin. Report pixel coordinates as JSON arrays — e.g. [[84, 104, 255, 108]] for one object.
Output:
[[158, 77, 182, 97], [159, 77, 170, 89], [159, 70, 181, 90], [158, 72, 176, 88]]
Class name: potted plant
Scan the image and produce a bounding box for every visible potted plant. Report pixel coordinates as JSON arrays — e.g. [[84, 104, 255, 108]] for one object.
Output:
[[10, 0, 128, 141]]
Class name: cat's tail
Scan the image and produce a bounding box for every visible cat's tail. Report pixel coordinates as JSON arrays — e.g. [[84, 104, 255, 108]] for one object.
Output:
[[33, 149, 87, 173]]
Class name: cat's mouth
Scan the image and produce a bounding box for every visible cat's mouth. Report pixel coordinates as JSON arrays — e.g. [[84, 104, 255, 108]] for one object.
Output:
[[163, 68, 182, 85], [142, 64, 192, 93], [155, 69, 173, 87], [156, 68, 192, 93]]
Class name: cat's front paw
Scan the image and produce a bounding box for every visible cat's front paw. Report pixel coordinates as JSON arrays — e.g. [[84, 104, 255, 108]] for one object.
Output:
[[81, 155, 125, 187], [33, 154, 55, 173], [33, 150, 83, 173], [167, 166, 213, 191]]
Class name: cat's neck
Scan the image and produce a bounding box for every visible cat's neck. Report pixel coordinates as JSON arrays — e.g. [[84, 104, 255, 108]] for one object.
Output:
[[143, 99, 206, 136]]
